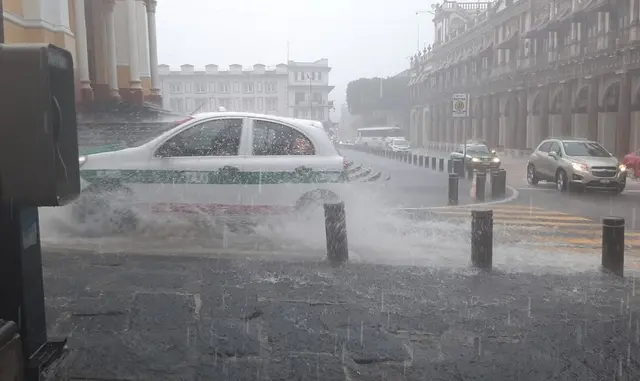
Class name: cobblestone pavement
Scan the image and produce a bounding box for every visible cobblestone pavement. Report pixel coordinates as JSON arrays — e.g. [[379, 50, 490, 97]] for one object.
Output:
[[45, 250, 640, 380]]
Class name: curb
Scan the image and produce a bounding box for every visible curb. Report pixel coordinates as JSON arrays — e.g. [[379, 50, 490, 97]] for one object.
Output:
[[392, 184, 519, 211]]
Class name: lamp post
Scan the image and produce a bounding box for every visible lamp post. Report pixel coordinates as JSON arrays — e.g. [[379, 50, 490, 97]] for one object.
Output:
[[415, 10, 434, 52]]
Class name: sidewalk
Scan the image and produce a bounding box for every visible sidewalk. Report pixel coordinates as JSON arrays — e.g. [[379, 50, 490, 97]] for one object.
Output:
[[44, 250, 640, 380]]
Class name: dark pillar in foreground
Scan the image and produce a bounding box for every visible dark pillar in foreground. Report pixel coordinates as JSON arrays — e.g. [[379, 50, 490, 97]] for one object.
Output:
[[476, 171, 486, 202], [448, 173, 459, 206], [602, 217, 625, 276], [471, 210, 493, 270], [324, 202, 349, 266]]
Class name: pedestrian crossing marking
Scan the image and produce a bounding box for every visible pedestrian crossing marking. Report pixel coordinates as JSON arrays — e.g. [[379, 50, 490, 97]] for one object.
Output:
[[427, 204, 640, 256]]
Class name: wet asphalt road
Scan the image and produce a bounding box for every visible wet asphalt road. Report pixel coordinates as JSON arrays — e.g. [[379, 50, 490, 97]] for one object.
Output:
[[44, 250, 640, 380], [340, 148, 473, 208]]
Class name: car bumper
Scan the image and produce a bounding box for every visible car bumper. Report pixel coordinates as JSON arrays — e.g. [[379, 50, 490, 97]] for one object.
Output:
[[391, 147, 411, 152], [568, 171, 626, 190], [468, 161, 501, 171]]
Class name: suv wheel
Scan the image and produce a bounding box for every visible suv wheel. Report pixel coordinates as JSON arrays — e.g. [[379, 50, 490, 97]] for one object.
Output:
[[556, 170, 568, 192], [527, 164, 539, 185]]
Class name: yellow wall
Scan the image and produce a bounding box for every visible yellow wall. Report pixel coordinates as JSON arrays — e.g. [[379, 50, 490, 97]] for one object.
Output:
[[4, 0, 24, 16]]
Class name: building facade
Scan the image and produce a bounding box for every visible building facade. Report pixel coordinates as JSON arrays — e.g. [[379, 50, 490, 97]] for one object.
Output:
[[159, 59, 335, 122], [2, 0, 161, 106], [409, 0, 640, 158]]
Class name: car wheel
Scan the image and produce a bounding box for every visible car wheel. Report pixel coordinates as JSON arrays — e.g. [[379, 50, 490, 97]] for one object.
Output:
[[70, 183, 138, 234], [527, 164, 539, 185], [555, 170, 568, 193], [294, 189, 340, 217]]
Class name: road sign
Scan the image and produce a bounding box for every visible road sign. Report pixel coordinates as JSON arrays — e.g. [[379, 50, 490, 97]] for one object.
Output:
[[452, 93, 469, 118]]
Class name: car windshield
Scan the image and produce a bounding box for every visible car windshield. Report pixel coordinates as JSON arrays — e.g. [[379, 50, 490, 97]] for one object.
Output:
[[392, 139, 409, 146], [563, 142, 611, 157], [466, 145, 490, 155]]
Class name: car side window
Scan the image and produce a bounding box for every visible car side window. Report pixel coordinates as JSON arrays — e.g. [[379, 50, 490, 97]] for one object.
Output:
[[549, 142, 561, 155], [252, 120, 315, 156], [538, 141, 552, 153], [158, 118, 243, 157]]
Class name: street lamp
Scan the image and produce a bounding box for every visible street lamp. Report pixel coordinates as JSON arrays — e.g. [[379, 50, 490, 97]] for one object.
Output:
[[415, 10, 435, 52]]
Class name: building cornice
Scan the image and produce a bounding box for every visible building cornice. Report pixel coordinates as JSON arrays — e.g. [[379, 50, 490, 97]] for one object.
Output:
[[3, 10, 73, 36]]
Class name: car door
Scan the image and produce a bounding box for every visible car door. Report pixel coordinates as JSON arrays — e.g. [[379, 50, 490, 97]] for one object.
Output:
[[142, 117, 249, 213], [541, 141, 561, 179], [242, 118, 335, 210], [531, 141, 552, 179]]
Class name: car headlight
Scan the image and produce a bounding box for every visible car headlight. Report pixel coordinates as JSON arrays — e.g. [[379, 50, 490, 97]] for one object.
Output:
[[471, 157, 480, 162], [619, 164, 627, 172], [79, 155, 87, 167], [571, 162, 589, 172], [492, 157, 500, 163]]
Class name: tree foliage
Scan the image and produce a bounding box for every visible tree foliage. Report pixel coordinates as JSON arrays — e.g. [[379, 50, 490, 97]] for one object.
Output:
[[346, 76, 409, 115]]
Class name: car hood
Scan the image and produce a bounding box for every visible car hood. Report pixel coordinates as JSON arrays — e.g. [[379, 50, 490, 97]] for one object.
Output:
[[570, 156, 619, 167]]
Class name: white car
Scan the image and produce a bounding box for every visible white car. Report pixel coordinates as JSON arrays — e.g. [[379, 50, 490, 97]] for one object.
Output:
[[388, 138, 411, 152], [72, 112, 347, 230]]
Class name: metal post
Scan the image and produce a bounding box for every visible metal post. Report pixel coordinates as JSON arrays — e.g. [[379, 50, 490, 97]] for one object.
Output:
[[602, 217, 624, 276], [476, 171, 486, 202], [438, 158, 444, 172], [324, 202, 349, 266], [448, 173, 459, 206], [471, 210, 493, 270]]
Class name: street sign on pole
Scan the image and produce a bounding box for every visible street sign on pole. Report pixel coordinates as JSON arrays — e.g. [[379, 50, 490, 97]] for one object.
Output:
[[452, 93, 469, 118]]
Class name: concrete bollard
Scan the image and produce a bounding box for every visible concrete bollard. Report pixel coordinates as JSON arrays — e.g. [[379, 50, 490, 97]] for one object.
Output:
[[471, 210, 493, 270], [439, 158, 445, 172], [431, 157, 436, 169], [448, 173, 459, 206], [475, 171, 486, 202], [324, 202, 349, 266], [602, 217, 625, 276]]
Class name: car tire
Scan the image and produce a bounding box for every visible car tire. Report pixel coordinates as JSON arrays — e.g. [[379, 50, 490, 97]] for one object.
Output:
[[70, 183, 138, 235], [555, 170, 568, 193], [294, 189, 340, 216], [527, 164, 539, 185]]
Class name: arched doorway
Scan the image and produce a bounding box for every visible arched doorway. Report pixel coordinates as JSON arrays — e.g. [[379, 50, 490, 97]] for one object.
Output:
[[599, 81, 620, 153]]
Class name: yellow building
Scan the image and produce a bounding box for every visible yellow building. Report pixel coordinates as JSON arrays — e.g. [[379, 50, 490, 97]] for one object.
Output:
[[2, 0, 161, 106]]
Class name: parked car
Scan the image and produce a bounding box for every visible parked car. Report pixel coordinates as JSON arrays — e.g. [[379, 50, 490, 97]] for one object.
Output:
[[72, 112, 350, 231], [388, 138, 411, 152], [449, 143, 500, 172], [526, 138, 626, 193]]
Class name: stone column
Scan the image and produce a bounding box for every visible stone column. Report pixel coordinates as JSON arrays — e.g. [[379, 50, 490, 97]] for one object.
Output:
[[104, 0, 120, 99], [561, 81, 572, 137], [74, 0, 93, 104], [587, 77, 599, 141], [126, 0, 143, 103], [517, 89, 528, 150], [145, 0, 161, 103], [539, 86, 550, 140], [507, 91, 518, 149], [616, 72, 632, 158]]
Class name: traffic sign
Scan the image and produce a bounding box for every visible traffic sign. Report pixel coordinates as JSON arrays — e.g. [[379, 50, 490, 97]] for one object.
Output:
[[452, 93, 469, 118]]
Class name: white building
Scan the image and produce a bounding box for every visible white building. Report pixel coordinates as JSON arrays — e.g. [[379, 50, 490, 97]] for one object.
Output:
[[287, 59, 334, 122], [158, 59, 334, 122]]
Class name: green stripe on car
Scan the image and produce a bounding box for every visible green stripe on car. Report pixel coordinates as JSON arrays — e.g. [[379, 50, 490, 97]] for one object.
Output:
[[80, 169, 347, 185]]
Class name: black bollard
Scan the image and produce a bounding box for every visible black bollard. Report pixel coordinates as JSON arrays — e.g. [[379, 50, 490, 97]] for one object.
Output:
[[448, 173, 459, 206], [471, 210, 493, 270], [602, 217, 625, 276], [498, 169, 507, 198], [425, 156, 430, 168], [476, 170, 486, 202], [324, 202, 349, 266], [413, 154, 418, 165], [431, 157, 436, 169], [419, 155, 424, 167], [454, 159, 464, 178], [447, 159, 453, 173], [467, 165, 473, 180], [439, 158, 445, 172], [490, 170, 500, 199]]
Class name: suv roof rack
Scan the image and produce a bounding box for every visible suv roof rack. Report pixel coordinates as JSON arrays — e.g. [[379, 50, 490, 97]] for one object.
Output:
[[546, 136, 589, 141]]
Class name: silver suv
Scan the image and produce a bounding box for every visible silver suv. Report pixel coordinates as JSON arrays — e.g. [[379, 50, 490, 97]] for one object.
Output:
[[527, 138, 627, 193]]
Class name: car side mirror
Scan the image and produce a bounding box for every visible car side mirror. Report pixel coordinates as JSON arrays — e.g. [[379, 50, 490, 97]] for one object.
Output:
[[548, 151, 558, 159]]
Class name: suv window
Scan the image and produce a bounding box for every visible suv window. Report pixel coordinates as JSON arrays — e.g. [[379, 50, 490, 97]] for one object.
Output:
[[563, 141, 611, 157], [252, 120, 315, 156], [158, 118, 243, 157], [537, 141, 552, 152]]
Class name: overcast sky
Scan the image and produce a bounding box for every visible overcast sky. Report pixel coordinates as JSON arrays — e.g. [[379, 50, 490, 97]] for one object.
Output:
[[156, 0, 436, 118]]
